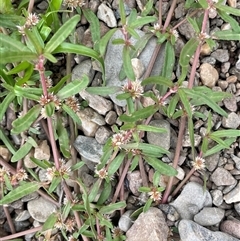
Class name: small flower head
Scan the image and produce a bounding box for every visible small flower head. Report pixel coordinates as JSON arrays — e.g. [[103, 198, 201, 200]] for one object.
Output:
[[122, 80, 144, 99], [63, 192, 79, 205], [15, 168, 28, 181], [65, 96, 80, 112], [151, 23, 161, 33], [46, 166, 57, 181], [40, 107, 47, 119], [65, 217, 76, 232], [111, 130, 132, 148], [25, 13, 39, 27], [0, 167, 10, 182], [16, 25, 26, 35], [63, 0, 85, 9], [45, 76, 53, 88], [54, 216, 65, 230], [95, 167, 108, 180], [171, 29, 179, 39], [148, 187, 162, 201], [58, 160, 71, 179], [191, 156, 206, 170], [112, 227, 123, 238]]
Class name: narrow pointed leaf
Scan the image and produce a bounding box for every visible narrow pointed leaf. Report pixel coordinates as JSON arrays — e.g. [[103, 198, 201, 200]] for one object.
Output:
[[0, 50, 37, 64], [217, 10, 240, 32], [0, 182, 41, 205], [136, 125, 167, 133], [123, 46, 135, 80], [62, 103, 82, 125], [141, 76, 173, 88], [0, 92, 15, 121], [130, 16, 157, 28], [0, 126, 16, 154], [210, 130, 240, 138], [99, 28, 117, 56], [49, 176, 61, 193], [119, 0, 126, 25], [144, 156, 177, 176], [45, 15, 80, 53], [86, 86, 120, 96], [57, 76, 89, 100], [99, 201, 126, 214], [25, 27, 44, 54], [11, 105, 41, 134], [108, 152, 125, 177], [212, 30, 240, 41], [42, 213, 58, 231], [178, 88, 192, 118], [216, 4, 240, 16]]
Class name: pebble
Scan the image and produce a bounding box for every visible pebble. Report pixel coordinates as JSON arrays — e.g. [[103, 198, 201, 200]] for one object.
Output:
[[127, 171, 143, 196], [72, 60, 95, 84], [199, 63, 219, 88], [201, 56, 216, 65], [220, 219, 240, 239], [23, 149, 37, 168], [146, 120, 171, 151], [234, 202, 240, 215], [193, 207, 225, 226], [15, 210, 31, 222], [105, 110, 117, 125], [205, 153, 219, 172], [182, 133, 201, 147], [97, 3, 117, 28], [34, 140, 50, 161], [231, 154, 240, 170], [95, 126, 112, 144], [131, 58, 145, 79], [158, 204, 180, 222], [223, 96, 238, 112], [178, 20, 196, 40], [27, 197, 57, 222], [170, 182, 212, 220], [211, 49, 229, 63], [126, 207, 169, 241], [221, 62, 231, 73], [79, 90, 113, 116], [227, 0, 237, 7], [0, 146, 11, 161], [74, 135, 103, 163], [178, 219, 239, 241], [211, 167, 236, 186], [224, 181, 240, 203], [222, 112, 240, 129], [118, 210, 135, 232], [211, 189, 223, 206]]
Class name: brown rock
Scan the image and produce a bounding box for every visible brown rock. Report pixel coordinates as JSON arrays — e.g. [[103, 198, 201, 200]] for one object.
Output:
[[200, 63, 219, 87], [220, 219, 240, 239]]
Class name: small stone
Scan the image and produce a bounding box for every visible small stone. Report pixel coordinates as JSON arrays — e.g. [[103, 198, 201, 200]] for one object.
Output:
[[182, 134, 201, 147], [223, 96, 238, 112], [201, 43, 211, 55], [211, 167, 236, 186], [131, 58, 145, 79], [211, 49, 229, 63], [97, 3, 117, 28], [72, 60, 95, 83], [158, 204, 180, 222], [218, 80, 228, 90], [226, 75, 237, 83], [15, 210, 31, 222], [95, 126, 112, 144], [224, 181, 240, 203], [74, 135, 103, 163], [34, 140, 50, 161], [147, 120, 171, 151], [221, 62, 231, 73], [127, 171, 143, 196], [170, 182, 212, 220], [234, 202, 240, 215], [0, 146, 11, 161], [227, 0, 237, 7], [28, 197, 57, 222], [205, 153, 219, 172], [105, 111, 117, 125], [126, 207, 169, 241], [193, 207, 225, 226], [118, 210, 134, 232], [80, 90, 113, 115], [23, 149, 37, 168], [222, 112, 240, 129], [178, 219, 239, 241], [21, 192, 39, 202], [211, 189, 223, 206], [201, 56, 216, 65], [200, 63, 219, 87], [231, 154, 240, 170], [178, 20, 196, 40], [174, 3, 185, 19], [220, 220, 240, 239]]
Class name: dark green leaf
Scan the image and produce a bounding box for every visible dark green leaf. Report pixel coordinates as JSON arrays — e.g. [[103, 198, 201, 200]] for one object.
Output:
[[129, 16, 157, 28], [216, 4, 240, 16], [0, 92, 15, 121], [25, 27, 44, 55], [217, 10, 240, 32], [136, 125, 167, 133], [0, 126, 16, 154], [178, 88, 192, 118], [99, 29, 117, 57], [212, 30, 240, 41], [71, 161, 85, 172], [49, 176, 61, 193], [0, 50, 37, 64], [42, 213, 58, 231], [99, 201, 126, 214], [210, 130, 240, 138], [187, 16, 200, 33], [62, 103, 82, 125], [123, 46, 135, 80], [108, 152, 125, 177], [112, 38, 126, 45], [97, 181, 112, 205], [30, 157, 52, 169], [143, 198, 152, 212], [142, 76, 173, 88]]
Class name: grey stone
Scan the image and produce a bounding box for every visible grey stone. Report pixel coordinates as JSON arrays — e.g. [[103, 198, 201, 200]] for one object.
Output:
[[178, 19, 195, 40], [194, 207, 224, 226], [211, 167, 236, 186], [80, 90, 113, 115], [224, 181, 240, 204], [34, 140, 50, 161], [231, 154, 240, 170], [201, 56, 216, 65], [72, 60, 95, 83], [105, 30, 165, 106], [95, 126, 112, 144], [178, 220, 239, 241], [174, 3, 185, 19], [127, 171, 143, 196], [74, 135, 103, 163], [200, 63, 219, 88], [126, 207, 169, 241], [170, 182, 212, 220], [97, 3, 117, 28], [211, 49, 229, 63], [205, 153, 219, 172], [119, 210, 135, 232], [220, 220, 240, 239], [234, 202, 240, 215], [15, 210, 31, 222], [182, 133, 201, 147], [211, 189, 223, 206], [21, 192, 39, 202], [23, 149, 37, 168], [105, 110, 117, 125], [27, 197, 57, 222], [223, 96, 238, 112], [146, 120, 171, 151], [158, 204, 180, 222]]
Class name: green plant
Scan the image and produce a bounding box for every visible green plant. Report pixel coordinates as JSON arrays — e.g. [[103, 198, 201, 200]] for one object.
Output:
[[0, 0, 240, 240]]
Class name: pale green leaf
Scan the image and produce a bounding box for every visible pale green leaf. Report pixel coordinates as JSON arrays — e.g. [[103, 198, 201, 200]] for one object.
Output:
[[123, 46, 135, 81], [99, 201, 126, 214], [0, 92, 15, 121], [62, 103, 82, 125]]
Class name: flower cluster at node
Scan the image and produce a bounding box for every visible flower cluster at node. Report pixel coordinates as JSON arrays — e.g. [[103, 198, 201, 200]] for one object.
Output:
[[63, 0, 85, 9], [111, 130, 133, 148], [95, 167, 108, 179], [0, 168, 28, 186], [112, 227, 123, 238], [122, 80, 144, 99], [17, 13, 39, 35], [65, 96, 80, 113], [191, 156, 206, 170], [148, 187, 162, 201]]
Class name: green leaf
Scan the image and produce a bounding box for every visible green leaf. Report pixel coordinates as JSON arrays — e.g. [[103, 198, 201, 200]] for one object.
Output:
[[56, 118, 70, 158], [11, 105, 41, 134], [197, 0, 208, 9], [126, 26, 140, 40], [0, 92, 15, 121], [49, 176, 61, 193], [217, 10, 240, 32], [0, 65, 15, 85], [139, 186, 151, 192], [210, 130, 240, 138], [57, 76, 89, 100], [130, 155, 140, 171], [0, 14, 24, 29], [167, 94, 179, 118], [212, 30, 240, 41], [179, 38, 200, 67], [141, 76, 173, 88], [45, 102, 55, 117], [178, 88, 192, 118], [144, 156, 178, 176], [108, 152, 125, 177], [49, 74, 70, 94], [141, 0, 154, 16], [82, 9, 100, 51], [86, 86, 120, 96], [62, 103, 82, 125], [216, 3, 240, 16], [0, 50, 37, 64], [119, 0, 126, 25], [187, 17, 200, 33], [112, 38, 126, 45], [45, 15, 80, 53], [201, 136, 209, 154], [143, 198, 152, 212], [116, 92, 132, 100], [16, 64, 34, 86], [14, 85, 42, 101], [88, 178, 102, 203], [0, 126, 16, 154], [123, 46, 135, 80], [120, 105, 158, 122], [25, 27, 44, 55], [99, 28, 117, 56], [0, 182, 41, 205], [52, 42, 105, 83], [153, 171, 161, 187], [97, 181, 112, 205], [71, 161, 85, 172], [130, 16, 157, 28], [42, 213, 58, 231], [99, 201, 126, 214], [136, 125, 167, 133], [209, 135, 229, 148], [30, 157, 52, 169], [6, 61, 30, 75]]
